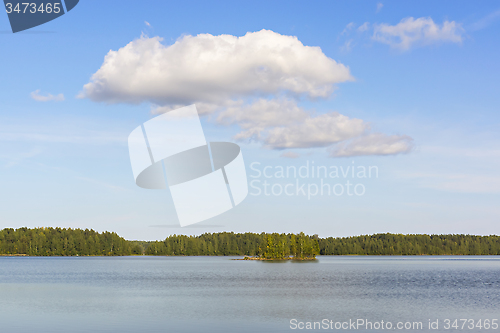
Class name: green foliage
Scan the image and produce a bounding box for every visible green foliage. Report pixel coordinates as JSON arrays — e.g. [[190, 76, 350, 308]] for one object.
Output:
[[1, 228, 499, 257], [289, 232, 320, 259], [143, 231, 319, 259], [144, 232, 268, 256], [0, 227, 134, 256], [262, 233, 289, 259], [318, 233, 500, 255]]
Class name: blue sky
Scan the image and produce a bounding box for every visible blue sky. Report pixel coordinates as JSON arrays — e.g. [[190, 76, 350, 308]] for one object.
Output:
[[1, 1, 499, 240]]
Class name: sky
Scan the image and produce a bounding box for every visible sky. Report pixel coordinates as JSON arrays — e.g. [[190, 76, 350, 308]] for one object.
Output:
[[1, 0, 499, 240]]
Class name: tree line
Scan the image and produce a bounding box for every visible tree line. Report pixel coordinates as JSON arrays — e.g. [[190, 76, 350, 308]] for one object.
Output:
[[146, 232, 319, 259], [1, 228, 499, 256], [0, 227, 141, 256], [319, 233, 500, 255]]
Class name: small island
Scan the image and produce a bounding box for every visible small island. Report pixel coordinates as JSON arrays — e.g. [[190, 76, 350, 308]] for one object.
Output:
[[237, 233, 319, 261]]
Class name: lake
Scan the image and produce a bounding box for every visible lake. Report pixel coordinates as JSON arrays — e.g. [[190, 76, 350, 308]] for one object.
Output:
[[0, 256, 499, 332]]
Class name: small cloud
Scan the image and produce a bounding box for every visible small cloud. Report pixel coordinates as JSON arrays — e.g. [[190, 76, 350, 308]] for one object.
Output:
[[469, 9, 500, 31], [357, 22, 370, 32], [340, 22, 356, 36], [263, 111, 368, 149], [30, 89, 64, 102], [372, 17, 465, 51], [376, 3, 383, 13], [340, 39, 354, 52], [328, 133, 414, 157], [145, 21, 151, 27], [280, 151, 300, 159]]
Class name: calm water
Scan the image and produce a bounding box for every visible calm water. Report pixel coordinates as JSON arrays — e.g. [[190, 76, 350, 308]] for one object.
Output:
[[0, 256, 499, 332]]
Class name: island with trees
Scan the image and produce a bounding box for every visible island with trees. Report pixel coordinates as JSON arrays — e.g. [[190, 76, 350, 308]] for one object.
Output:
[[1, 227, 500, 258]]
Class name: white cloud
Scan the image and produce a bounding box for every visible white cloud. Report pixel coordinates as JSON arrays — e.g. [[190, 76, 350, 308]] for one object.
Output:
[[81, 30, 413, 157], [217, 98, 306, 131], [145, 21, 151, 27], [265, 112, 367, 149], [376, 3, 383, 13], [328, 133, 414, 157], [469, 9, 500, 31], [30, 89, 64, 102], [216, 98, 368, 149], [80, 30, 353, 105], [340, 22, 356, 36], [372, 17, 464, 50], [340, 39, 354, 52], [357, 22, 370, 32], [152, 101, 223, 116]]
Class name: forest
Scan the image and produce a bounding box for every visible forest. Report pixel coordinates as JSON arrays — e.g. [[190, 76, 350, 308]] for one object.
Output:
[[0, 227, 141, 256], [1, 227, 499, 257], [318, 233, 500, 255], [145, 232, 319, 259]]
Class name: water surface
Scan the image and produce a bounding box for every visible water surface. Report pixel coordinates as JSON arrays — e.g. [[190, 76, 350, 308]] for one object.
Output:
[[0, 256, 499, 332]]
